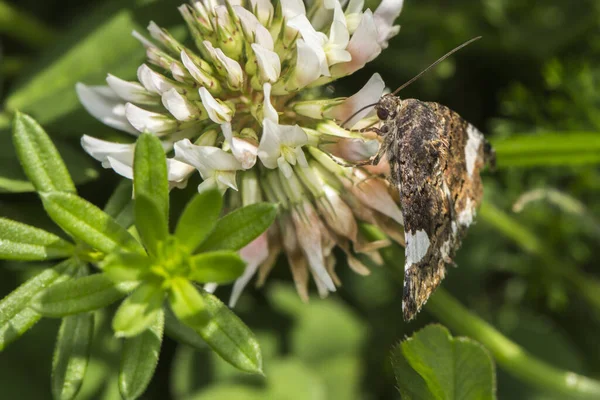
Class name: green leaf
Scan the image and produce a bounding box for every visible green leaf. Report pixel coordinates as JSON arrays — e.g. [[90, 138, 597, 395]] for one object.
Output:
[[11, 111, 76, 193], [164, 306, 207, 351], [188, 251, 245, 284], [391, 324, 496, 400], [197, 203, 278, 252], [112, 283, 165, 338], [266, 359, 327, 400], [0, 217, 74, 260], [187, 385, 265, 400], [168, 278, 209, 330], [197, 291, 263, 374], [52, 308, 95, 400], [32, 274, 137, 317], [134, 194, 168, 256], [134, 133, 169, 220], [41, 191, 144, 255], [102, 251, 151, 283], [119, 309, 164, 400], [0, 257, 80, 350], [174, 189, 222, 252], [103, 180, 134, 228], [492, 132, 600, 168]]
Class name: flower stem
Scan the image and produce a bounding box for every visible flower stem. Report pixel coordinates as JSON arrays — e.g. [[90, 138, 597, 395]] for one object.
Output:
[[0, 1, 58, 48], [425, 288, 600, 399]]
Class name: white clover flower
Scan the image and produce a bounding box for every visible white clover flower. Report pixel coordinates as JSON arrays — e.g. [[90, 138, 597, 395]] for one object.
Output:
[[77, 0, 404, 305]]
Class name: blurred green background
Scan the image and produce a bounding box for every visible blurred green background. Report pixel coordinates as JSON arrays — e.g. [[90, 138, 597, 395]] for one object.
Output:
[[1, 0, 600, 398]]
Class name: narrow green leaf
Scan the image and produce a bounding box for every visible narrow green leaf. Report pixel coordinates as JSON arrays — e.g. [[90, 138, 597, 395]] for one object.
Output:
[[0, 258, 80, 350], [52, 302, 95, 400], [134, 133, 169, 220], [188, 251, 245, 284], [174, 189, 222, 251], [32, 274, 137, 317], [164, 307, 206, 351], [104, 180, 134, 228], [391, 324, 496, 400], [11, 111, 75, 193], [197, 203, 278, 252], [112, 283, 165, 338], [197, 291, 263, 374], [119, 309, 164, 400], [134, 194, 168, 256], [0, 217, 74, 260], [102, 251, 152, 283], [168, 278, 209, 329], [41, 191, 144, 255]]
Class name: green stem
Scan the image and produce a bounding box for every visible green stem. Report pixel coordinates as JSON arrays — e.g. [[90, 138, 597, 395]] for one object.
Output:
[[479, 202, 600, 317], [426, 288, 600, 399], [0, 1, 58, 48]]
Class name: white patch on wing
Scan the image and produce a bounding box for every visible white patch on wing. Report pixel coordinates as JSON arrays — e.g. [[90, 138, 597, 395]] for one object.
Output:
[[457, 197, 476, 227], [465, 125, 483, 178], [405, 229, 431, 269]]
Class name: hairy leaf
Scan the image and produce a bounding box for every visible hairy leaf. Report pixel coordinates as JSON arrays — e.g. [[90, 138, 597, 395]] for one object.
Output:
[[0, 217, 74, 260], [174, 189, 222, 252], [188, 251, 245, 284], [112, 283, 165, 338], [134, 194, 168, 256]]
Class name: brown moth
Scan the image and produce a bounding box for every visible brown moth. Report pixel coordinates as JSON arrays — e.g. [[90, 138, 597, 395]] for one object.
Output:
[[347, 38, 495, 320]]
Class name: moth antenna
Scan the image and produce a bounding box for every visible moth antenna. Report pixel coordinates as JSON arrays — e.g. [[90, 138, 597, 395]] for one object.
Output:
[[391, 36, 482, 95], [340, 101, 379, 128]]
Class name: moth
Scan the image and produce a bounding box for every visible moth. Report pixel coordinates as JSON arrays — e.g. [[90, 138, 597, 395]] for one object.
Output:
[[346, 38, 495, 321]]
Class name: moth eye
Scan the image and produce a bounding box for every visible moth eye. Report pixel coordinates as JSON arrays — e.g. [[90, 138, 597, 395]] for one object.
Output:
[[377, 108, 389, 120]]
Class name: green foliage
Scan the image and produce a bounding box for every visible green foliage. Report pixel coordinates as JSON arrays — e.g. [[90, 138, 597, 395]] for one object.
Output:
[[391, 324, 496, 400]]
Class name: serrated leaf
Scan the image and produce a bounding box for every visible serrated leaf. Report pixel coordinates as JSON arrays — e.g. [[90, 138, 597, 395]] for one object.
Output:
[[104, 180, 134, 228], [0, 217, 74, 260], [41, 191, 144, 255], [391, 324, 496, 400], [12, 112, 75, 193], [52, 301, 95, 400], [174, 189, 222, 252], [112, 283, 165, 338], [196, 291, 263, 374], [188, 251, 245, 284], [197, 203, 277, 252], [119, 309, 164, 400], [32, 274, 137, 317], [0, 258, 80, 350], [134, 194, 168, 256], [134, 133, 169, 220], [168, 278, 209, 330]]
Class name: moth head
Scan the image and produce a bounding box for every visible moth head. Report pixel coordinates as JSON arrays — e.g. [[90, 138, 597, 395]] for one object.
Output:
[[374, 94, 402, 134]]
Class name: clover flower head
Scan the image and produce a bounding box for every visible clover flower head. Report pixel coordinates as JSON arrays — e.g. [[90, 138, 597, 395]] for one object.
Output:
[[77, 0, 404, 305]]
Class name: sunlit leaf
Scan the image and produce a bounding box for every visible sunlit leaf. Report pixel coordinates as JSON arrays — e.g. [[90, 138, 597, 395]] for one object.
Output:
[[174, 189, 222, 252], [112, 282, 165, 338], [134, 194, 168, 256], [102, 251, 151, 283], [197, 203, 277, 252], [0, 217, 74, 260], [188, 251, 245, 284], [391, 324, 496, 400], [119, 309, 164, 400], [0, 258, 80, 350], [133, 133, 169, 221], [168, 278, 209, 330]]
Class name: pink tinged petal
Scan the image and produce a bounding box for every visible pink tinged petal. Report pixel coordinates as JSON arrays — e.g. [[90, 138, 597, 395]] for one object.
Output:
[[198, 87, 232, 124], [229, 232, 269, 307], [326, 72, 385, 127], [320, 137, 379, 163], [76, 83, 138, 135], [125, 103, 177, 135], [319, 185, 358, 241], [106, 74, 158, 105], [373, 0, 404, 48], [251, 43, 281, 83], [263, 83, 278, 123], [234, 6, 274, 50], [167, 158, 195, 189], [331, 10, 381, 77], [161, 88, 199, 121], [80, 135, 135, 179], [281, 0, 306, 19], [350, 170, 403, 224]]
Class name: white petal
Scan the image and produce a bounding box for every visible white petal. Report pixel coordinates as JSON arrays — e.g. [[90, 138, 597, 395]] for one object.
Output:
[[216, 171, 239, 191], [326, 72, 385, 127], [125, 103, 177, 135], [251, 43, 281, 83], [373, 0, 404, 47], [249, 0, 274, 26], [76, 83, 138, 135], [80, 135, 135, 179], [229, 232, 269, 307], [204, 283, 218, 293], [262, 83, 278, 123], [277, 156, 293, 178], [223, 122, 258, 170], [203, 40, 243, 89], [131, 30, 156, 49], [174, 140, 242, 179], [279, 124, 308, 147], [106, 156, 134, 180], [345, 0, 364, 14], [167, 158, 195, 188], [257, 119, 282, 169], [106, 74, 158, 105], [281, 0, 306, 20], [234, 5, 274, 50], [331, 10, 381, 76], [287, 15, 329, 77], [161, 88, 198, 121], [198, 87, 232, 124], [290, 39, 322, 89], [294, 146, 308, 168], [136, 64, 178, 94]]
